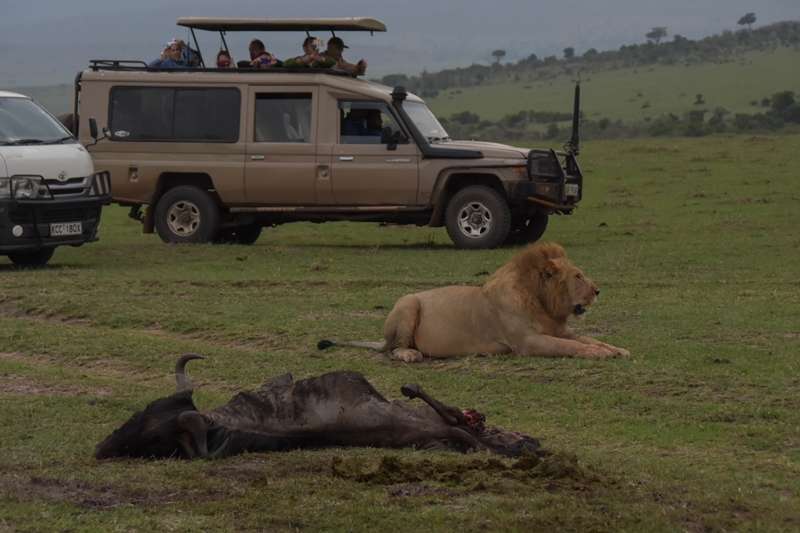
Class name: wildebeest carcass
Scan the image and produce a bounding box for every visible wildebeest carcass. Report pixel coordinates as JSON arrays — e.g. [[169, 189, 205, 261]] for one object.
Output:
[[95, 355, 541, 460]]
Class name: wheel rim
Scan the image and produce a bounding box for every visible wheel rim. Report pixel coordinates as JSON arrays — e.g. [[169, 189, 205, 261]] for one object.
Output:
[[457, 201, 493, 239], [166, 200, 201, 237]]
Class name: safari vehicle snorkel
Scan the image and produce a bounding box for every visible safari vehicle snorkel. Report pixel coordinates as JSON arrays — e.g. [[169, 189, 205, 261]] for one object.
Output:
[[390, 86, 482, 160]]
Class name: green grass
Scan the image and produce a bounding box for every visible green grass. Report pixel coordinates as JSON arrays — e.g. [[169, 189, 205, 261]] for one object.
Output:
[[428, 48, 800, 122], [1, 134, 799, 531]]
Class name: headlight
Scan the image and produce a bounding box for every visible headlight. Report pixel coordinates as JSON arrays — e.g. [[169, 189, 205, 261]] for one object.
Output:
[[9, 176, 49, 200]]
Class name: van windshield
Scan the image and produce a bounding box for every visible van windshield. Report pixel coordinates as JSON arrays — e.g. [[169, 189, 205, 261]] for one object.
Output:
[[404, 101, 450, 142], [0, 98, 74, 146]]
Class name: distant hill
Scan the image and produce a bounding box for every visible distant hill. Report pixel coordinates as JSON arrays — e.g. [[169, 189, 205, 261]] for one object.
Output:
[[427, 47, 800, 122]]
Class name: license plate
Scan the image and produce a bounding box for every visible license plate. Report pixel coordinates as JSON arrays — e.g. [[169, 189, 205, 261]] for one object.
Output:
[[564, 183, 580, 197], [50, 222, 83, 237]]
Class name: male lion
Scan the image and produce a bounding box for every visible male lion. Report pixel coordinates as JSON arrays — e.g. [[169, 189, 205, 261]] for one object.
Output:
[[319, 242, 630, 362]]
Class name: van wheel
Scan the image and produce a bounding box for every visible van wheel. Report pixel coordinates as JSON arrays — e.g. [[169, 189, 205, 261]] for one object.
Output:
[[8, 248, 55, 267], [155, 186, 220, 244], [505, 212, 549, 246], [445, 186, 511, 249], [214, 224, 262, 245]]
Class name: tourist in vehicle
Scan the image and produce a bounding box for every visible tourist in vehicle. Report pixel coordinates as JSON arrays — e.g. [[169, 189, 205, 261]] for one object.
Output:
[[216, 50, 234, 68], [249, 39, 278, 68], [321, 36, 367, 76], [148, 40, 183, 69], [285, 36, 323, 67]]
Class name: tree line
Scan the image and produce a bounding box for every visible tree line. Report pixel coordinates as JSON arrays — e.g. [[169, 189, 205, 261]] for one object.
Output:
[[378, 20, 800, 98]]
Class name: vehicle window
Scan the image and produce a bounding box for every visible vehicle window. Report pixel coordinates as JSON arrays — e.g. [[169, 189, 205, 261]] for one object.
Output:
[[339, 101, 405, 145], [254, 93, 312, 143], [0, 97, 73, 145], [109, 87, 240, 142]]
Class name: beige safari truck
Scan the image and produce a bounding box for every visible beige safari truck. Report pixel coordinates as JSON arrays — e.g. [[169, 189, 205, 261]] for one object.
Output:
[[70, 17, 583, 249]]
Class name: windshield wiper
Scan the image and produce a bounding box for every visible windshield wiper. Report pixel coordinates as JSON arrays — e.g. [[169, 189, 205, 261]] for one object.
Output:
[[50, 136, 75, 144], [2, 138, 46, 146]]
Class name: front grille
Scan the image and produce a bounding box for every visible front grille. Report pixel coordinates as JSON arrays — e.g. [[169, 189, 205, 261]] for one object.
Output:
[[43, 176, 90, 197], [10, 206, 100, 224]]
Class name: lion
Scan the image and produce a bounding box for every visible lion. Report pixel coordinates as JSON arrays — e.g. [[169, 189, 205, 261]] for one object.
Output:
[[318, 242, 630, 362]]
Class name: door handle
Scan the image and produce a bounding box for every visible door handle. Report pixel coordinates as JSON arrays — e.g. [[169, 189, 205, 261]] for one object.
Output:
[[250, 155, 265, 161], [338, 156, 355, 162]]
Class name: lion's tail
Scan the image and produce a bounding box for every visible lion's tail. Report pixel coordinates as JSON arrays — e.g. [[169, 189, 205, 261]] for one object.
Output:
[[317, 339, 387, 352]]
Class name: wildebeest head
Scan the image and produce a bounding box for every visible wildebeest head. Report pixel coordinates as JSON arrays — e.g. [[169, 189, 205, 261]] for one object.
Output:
[[94, 354, 222, 460]]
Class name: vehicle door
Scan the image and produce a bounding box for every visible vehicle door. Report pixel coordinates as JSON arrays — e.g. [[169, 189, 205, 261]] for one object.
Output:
[[330, 100, 419, 205], [245, 86, 319, 204]]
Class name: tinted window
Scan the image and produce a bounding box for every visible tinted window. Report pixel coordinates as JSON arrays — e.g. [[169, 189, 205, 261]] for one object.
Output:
[[254, 94, 312, 143], [339, 101, 405, 145], [109, 87, 240, 142]]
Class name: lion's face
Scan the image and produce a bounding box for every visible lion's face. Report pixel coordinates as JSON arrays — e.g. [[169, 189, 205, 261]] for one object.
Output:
[[544, 258, 600, 318]]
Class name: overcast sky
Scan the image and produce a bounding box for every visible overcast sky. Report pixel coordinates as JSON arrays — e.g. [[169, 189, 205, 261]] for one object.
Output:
[[2, 0, 799, 86]]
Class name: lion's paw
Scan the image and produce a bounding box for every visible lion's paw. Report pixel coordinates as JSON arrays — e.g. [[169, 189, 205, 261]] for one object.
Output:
[[392, 348, 424, 363], [580, 344, 617, 359]]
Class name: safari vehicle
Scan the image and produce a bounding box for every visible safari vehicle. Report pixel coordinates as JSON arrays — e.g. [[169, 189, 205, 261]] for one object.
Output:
[[0, 91, 111, 266], [71, 17, 582, 249]]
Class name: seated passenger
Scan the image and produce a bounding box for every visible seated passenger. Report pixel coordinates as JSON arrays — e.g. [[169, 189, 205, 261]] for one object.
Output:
[[284, 36, 322, 68], [364, 109, 383, 136], [179, 40, 202, 67], [320, 37, 367, 76], [249, 39, 278, 69], [342, 108, 368, 136], [216, 50, 234, 68], [148, 40, 183, 69]]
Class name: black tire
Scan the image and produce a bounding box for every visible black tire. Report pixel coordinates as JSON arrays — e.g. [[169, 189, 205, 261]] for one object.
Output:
[[154, 186, 221, 244], [233, 224, 262, 245], [505, 211, 549, 246], [8, 248, 55, 268], [214, 224, 262, 245], [445, 185, 511, 249]]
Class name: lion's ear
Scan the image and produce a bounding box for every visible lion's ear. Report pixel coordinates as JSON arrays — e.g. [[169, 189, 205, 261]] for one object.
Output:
[[542, 259, 560, 279]]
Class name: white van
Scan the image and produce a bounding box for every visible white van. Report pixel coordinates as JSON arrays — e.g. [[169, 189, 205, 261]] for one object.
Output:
[[0, 91, 111, 266]]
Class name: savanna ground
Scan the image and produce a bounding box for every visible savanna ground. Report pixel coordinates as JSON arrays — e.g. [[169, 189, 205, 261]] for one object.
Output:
[[1, 135, 798, 532]]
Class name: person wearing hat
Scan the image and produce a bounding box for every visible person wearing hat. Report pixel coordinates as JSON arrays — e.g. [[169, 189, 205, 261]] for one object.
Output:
[[148, 39, 184, 69], [320, 36, 367, 76]]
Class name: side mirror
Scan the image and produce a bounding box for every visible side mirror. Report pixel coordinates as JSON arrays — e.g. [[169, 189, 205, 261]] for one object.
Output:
[[382, 128, 406, 151], [86, 118, 109, 148]]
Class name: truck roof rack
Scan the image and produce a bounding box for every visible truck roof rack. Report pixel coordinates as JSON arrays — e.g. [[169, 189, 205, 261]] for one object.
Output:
[[176, 17, 387, 33], [87, 59, 357, 77]]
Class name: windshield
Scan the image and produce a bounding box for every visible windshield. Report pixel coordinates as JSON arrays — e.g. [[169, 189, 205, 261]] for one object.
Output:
[[404, 101, 450, 142], [0, 97, 74, 145]]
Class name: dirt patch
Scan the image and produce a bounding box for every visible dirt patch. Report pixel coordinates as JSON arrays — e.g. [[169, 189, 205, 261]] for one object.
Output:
[[387, 483, 457, 498], [331, 452, 606, 494], [0, 472, 218, 509], [0, 375, 111, 397]]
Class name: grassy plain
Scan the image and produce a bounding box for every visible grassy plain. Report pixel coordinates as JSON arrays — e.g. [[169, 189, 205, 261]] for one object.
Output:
[[1, 134, 799, 531], [428, 47, 800, 122]]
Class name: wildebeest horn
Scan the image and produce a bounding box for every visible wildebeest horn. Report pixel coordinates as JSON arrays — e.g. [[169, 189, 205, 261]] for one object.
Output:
[[175, 354, 204, 393]]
